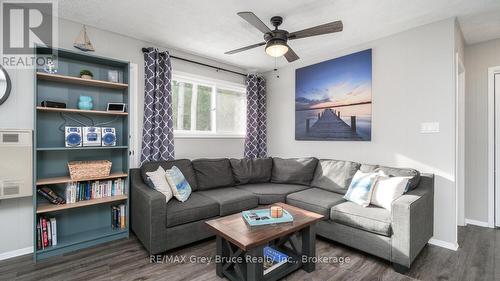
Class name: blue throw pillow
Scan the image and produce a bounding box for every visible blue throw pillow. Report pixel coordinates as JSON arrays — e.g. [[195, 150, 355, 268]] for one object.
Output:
[[343, 170, 379, 207], [165, 166, 192, 202]]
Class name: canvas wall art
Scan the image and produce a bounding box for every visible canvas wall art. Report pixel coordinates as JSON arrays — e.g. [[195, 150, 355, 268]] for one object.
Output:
[[295, 49, 372, 141]]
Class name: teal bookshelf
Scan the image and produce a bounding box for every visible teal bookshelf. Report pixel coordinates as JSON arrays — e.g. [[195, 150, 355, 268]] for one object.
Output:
[[33, 47, 130, 261]]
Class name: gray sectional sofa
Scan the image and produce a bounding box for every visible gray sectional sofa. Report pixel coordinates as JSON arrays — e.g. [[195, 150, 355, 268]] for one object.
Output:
[[130, 157, 434, 271]]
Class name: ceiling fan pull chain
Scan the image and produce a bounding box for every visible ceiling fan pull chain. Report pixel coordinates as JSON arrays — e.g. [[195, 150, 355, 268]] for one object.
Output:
[[274, 57, 280, 79]]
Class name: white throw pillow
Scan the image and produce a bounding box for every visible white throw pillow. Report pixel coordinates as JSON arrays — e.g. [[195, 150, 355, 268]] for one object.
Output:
[[146, 166, 173, 203], [370, 176, 410, 211]]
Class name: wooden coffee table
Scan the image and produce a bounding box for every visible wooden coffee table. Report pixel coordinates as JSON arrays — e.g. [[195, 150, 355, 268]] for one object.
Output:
[[205, 202, 323, 281]]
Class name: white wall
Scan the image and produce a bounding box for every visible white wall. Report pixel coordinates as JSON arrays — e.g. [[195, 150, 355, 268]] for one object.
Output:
[[0, 17, 246, 257], [265, 19, 458, 246], [464, 38, 500, 223]]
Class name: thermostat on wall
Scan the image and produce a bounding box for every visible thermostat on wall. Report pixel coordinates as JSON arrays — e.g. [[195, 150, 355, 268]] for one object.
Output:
[[107, 103, 126, 112]]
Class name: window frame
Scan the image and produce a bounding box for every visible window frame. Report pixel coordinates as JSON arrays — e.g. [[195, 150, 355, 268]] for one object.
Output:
[[171, 71, 247, 139]]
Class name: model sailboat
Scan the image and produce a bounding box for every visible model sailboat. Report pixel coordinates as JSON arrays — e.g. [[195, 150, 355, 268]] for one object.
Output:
[[74, 25, 95, 52]]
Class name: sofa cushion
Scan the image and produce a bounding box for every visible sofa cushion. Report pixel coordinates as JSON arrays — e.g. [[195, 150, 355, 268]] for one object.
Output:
[[198, 187, 258, 216], [271, 157, 318, 186], [141, 159, 198, 191], [330, 201, 392, 237], [166, 192, 219, 227], [192, 158, 235, 190], [376, 166, 421, 191], [286, 188, 345, 219], [237, 183, 309, 204], [311, 159, 361, 194], [230, 158, 273, 184]]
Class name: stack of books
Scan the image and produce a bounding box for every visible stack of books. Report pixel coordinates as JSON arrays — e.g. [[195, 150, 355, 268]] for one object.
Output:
[[36, 216, 57, 250], [111, 204, 126, 229], [65, 178, 125, 203], [37, 186, 65, 205]]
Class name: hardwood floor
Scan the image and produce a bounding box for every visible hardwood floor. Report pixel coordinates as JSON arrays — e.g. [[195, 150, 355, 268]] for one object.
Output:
[[0, 225, 498, 281]]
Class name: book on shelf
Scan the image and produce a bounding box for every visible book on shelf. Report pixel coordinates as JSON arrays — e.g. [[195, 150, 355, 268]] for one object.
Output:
[[37, 216, 58, 250], [65, 178, 125, 204], [50, 218, 57, 246], [36, 222, 42, 250], [37, 186, 66, 204], [263, 246, 289, 275], [111, 204, 126, 229]]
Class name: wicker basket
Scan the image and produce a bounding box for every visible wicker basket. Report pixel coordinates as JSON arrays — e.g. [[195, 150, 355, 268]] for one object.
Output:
[[68, 160, 112, 181]]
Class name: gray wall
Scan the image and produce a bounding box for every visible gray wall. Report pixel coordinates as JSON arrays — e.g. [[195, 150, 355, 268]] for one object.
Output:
[[0, 18, 245, 257], [464, 38, 500, 222], [265, 18, 458, 245]]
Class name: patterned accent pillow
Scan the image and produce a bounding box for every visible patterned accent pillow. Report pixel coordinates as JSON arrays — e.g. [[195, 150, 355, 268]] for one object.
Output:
[[371, 175, 411, 211], [343, 170, 379, 207], [145, 166, 173, 203], [165, 166, 192, 202]]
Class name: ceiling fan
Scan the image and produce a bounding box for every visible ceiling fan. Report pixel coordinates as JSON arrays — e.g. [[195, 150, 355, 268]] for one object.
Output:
[[225, 12, 343, 62]]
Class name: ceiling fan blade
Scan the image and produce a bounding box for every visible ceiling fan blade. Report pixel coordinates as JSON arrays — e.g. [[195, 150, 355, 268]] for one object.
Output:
[[289, 20, 343, 40], [237, 12, 271, 34], [284, 46, 300, 62], [225, 42, 266, 55]]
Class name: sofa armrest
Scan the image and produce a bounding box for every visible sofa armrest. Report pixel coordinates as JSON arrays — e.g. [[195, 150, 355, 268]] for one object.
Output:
[[130, 168, 168, 254], [391, 173, 434, 267]]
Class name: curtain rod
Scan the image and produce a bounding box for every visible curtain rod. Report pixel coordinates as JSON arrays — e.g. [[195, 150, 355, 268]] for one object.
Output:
[[141, 48, 247, 77]]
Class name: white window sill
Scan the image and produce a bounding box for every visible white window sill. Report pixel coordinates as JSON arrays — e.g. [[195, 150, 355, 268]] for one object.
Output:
[[174, 134, 245, 139]]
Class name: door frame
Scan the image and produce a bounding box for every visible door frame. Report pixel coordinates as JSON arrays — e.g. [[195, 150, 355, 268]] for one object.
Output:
[[488, 65, 500, 227], [456, 54, 466, 227], [128, 62, 141, 168]]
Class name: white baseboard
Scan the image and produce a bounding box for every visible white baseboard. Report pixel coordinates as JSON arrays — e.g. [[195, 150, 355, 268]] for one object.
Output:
[[464, 218, 490, 228], [0, 246, 33, 261], [428, 238, 459, 251]]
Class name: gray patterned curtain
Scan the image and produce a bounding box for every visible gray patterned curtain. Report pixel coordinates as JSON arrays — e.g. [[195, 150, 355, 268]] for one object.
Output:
[[140, 48, 174, 165], [244, 74, 267, 158]]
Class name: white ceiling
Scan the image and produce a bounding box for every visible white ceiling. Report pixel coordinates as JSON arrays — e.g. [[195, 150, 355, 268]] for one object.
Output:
[[58, 0, 500, 72]]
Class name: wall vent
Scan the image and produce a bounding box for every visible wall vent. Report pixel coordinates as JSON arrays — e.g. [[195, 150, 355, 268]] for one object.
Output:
[[0, 130, 32, 199], [2, 133, 19, 143], [3, 184, 20, 196]]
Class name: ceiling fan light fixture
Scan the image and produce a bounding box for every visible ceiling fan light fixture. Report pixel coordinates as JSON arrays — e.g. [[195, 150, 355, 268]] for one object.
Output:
[[265, 39, 289, 57]]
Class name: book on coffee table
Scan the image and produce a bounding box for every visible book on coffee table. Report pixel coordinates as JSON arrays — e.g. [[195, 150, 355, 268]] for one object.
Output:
[[263, 246, 289, 275], [242, 208, 294, 226]]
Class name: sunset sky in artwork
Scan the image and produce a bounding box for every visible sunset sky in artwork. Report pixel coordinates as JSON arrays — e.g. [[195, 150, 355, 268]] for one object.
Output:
[[295, 49, 372, 109]]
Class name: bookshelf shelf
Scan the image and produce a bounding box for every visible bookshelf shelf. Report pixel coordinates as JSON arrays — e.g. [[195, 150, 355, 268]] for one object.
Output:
[[36, 106, 128, 116], [34, 47, 130, 261], [37, 146, 128, 151], [37, 195, 128, 214], [36, 172, 128, 186], [37, 227, 127, 255], [37, 72, 128, 89]]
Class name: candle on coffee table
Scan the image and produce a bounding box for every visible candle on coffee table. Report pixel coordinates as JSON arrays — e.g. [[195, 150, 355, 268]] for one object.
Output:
[[270, 206, 283, 218]]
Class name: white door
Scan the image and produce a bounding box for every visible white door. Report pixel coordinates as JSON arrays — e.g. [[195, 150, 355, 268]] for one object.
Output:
[[496, 73, 500, 227]]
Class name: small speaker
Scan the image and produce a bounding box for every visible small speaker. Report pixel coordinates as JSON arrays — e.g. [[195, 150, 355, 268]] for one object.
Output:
[[65, 127, 82, 147], [101, 127, 116, 146]]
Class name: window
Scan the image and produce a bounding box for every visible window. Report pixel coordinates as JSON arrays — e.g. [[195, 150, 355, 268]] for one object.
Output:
[[171, 73, 246, 137]]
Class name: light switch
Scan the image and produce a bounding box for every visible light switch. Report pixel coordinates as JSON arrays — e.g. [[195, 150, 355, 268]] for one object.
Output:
[[420, 122, 440, 133]]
